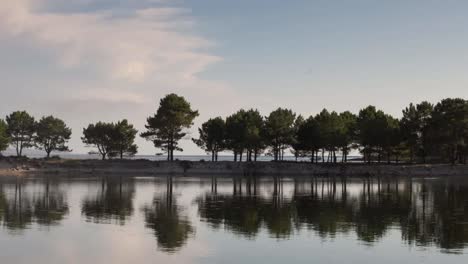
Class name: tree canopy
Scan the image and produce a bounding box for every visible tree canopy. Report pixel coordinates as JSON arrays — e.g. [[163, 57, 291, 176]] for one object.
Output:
[[141, 94, 199, 161], [2, 96, 467, 164], [82, 122, 115, 160], [6, 111, 36, 157], [82, 120, 138, 160], [35, 116, 72, 158], [264, 108, 296, 161], [0, 119, 9, 153], [109, 119, 138, 159], [192, 117, 225, 161]]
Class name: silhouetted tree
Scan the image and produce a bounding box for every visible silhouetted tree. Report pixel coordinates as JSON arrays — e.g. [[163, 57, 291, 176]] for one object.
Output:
[[338, 111, 357, 162], [82, 122, 115, 160], [401, 102, 433, 163], [291, 115, 306, 161], [141, 94, 199, 161], [225, 110, 248, 161], [0, 119, 10, 153], [427, 98, 468, 164], [109, 119, 138, 159], [35, 116, 72, 158], [5, 111, 36, 157], [296, 116, 322, 163], [357, 106, 401, 163], [315, 109, 344, 163], [193, 117, 225, 161], [264, 108, 296, 161], [243, 109, 265, 161]]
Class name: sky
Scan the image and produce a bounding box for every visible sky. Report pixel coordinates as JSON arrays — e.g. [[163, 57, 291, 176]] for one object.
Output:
[[1, 0, 468, 155]]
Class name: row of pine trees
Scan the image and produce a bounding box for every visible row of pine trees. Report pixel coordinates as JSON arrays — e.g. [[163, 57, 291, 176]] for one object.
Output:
[[1, 94, 467, 164], [194, 98, 468, 164]]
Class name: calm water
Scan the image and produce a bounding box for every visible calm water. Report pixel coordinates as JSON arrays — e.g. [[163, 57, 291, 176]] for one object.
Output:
[[0, 175, 467, 264]]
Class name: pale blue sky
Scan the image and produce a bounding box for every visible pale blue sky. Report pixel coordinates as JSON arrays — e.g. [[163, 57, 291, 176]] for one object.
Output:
[[0, 0, 467, 155]]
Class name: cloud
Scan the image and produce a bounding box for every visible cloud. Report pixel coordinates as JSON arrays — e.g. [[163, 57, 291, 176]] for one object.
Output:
[[0, 0, 232, 154], [0, 0, 220, 82]]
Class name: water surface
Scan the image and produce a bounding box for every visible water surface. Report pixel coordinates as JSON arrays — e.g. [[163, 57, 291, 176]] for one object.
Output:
[[0, 175, 467, 263]]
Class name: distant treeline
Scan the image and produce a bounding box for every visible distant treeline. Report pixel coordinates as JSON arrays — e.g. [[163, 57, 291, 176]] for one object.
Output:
[[0, 94, 467, 164], [194, 98, 468, 164]]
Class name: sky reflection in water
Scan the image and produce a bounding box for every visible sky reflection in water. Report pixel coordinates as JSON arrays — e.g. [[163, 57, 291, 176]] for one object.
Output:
[[0, 175, 467, 264]]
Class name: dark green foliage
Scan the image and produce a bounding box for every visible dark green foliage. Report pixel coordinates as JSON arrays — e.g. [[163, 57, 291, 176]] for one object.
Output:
[[5, 111, 36, 157], [243, 109, 266, 161], [141, 94, 199, 161], [192, 117, 225, 161], [291, 115, 305, 160], [356, 106, 401, 163], [109, 119, 138, 159], [401, 101, 433, 162], [82, 122, 115, 160], [426, 98, 468, 164], [82, 120, 138, 160], [225, 110, 248, 161], [338, 111, 357, 162], [296, 116, 321, 162], [0, 119, 9, 153], [193, 97, 468, 164], [293, 110, 357, 163], [224, 109, 266, 162], [264, 108, 296, 161], [315, 109, 345, 163], [35, 116, 72, 158]]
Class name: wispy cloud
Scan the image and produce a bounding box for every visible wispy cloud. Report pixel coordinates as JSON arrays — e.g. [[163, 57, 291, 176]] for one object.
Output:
[[0, 0, 220, 83], [0, 0, 231, 154]]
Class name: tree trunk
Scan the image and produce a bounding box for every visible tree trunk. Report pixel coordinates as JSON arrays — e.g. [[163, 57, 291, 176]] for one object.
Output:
[[16, 140, 21, 157], [409, 148, 414, 164]]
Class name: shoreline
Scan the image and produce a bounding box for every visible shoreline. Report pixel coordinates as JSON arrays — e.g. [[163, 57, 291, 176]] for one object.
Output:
[[1, 158, 467, 177]]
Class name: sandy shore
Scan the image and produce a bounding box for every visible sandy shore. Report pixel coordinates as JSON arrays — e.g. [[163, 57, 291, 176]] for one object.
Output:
[[1, 158, 467, 177]]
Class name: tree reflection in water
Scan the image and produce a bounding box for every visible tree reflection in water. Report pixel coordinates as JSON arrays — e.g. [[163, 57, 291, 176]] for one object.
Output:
[[0, 177, 69, 232], [0, 175, 466, 254], [142, 176, 194, 253], [197, 175, 468, 252], [81, 176, 135, 225]]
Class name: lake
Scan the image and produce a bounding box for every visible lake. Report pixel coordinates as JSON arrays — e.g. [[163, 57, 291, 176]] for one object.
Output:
[[0, 175, 467, 263]]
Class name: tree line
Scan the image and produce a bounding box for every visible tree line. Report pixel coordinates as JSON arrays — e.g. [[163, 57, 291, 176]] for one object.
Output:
[[0, 112, 72, 158], [193, 97, 468, 164], [0, 112, 138, 160], [1, 94, 467, 164]]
